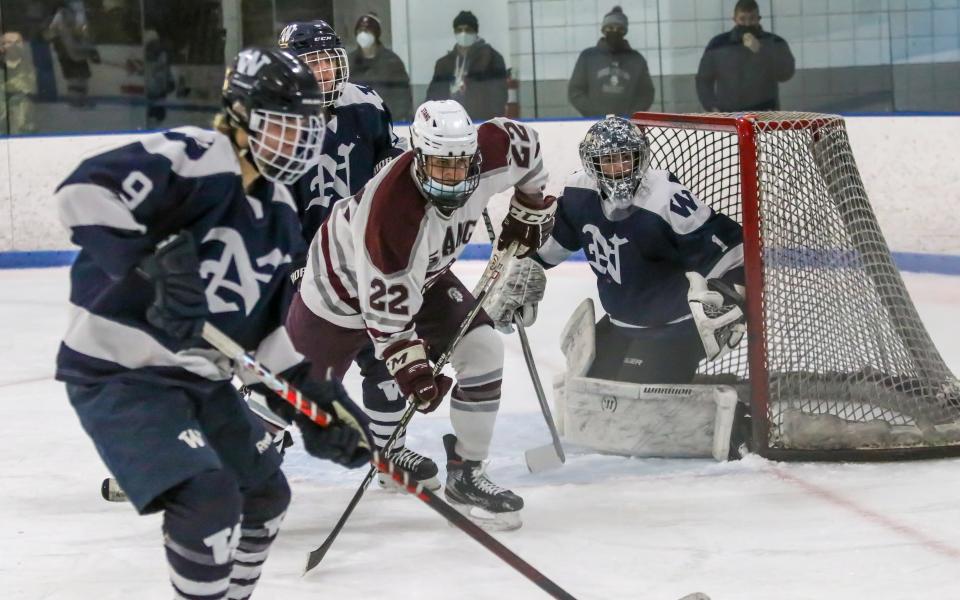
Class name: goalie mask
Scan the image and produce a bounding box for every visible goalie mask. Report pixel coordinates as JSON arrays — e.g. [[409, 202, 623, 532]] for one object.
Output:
[[409, 100, 482, 212], [579, 116, 652, 210], [278, 20, 349, 107], [222, 47, 325, 185]]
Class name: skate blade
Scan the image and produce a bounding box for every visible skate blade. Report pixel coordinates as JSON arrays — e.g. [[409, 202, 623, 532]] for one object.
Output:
[[101, 477, 128, 503], [446, 498, 522, 532], [524, 443, 564, 473], [377, 473, 441, 493]]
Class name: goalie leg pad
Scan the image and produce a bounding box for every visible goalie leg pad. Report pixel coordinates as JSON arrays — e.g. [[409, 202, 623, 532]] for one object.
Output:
[[559, 379, 739, 461]]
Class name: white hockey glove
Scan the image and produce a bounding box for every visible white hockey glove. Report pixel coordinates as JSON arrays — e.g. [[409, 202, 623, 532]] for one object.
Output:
[[686, 272, 746, 361], [486, 258, 547, 333]]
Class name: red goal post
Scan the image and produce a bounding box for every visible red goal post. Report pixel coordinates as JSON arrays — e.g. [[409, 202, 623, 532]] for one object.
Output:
[[630, 111, 960, 461]]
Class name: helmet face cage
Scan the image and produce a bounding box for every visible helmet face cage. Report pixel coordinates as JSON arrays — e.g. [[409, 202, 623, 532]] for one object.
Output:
[[247, 109, 324, 185], [579, 118, 652, 209], [298, 47, 349, 107], [413, 149, 482, 212]]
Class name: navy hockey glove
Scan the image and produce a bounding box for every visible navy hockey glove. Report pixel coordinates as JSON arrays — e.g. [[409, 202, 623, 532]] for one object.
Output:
[[296, 377, 372, 468], [256, 365, 372, 469], [383, 339, 454, 413], [139, 231, 208, 342], [498, 193, 556, 259]]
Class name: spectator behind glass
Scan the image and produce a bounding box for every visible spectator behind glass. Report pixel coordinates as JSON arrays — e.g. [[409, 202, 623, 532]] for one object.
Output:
[[695, 0, 794, 112], [1, 31, 37, 134], [568, 6, 655, 118], [45, 0, 100, 107], [349, 12, 413, 122], [425, 10, 507, 122], [143, 29, 175, 128]]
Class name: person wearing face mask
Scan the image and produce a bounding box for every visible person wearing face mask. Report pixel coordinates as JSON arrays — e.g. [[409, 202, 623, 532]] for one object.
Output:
[[696, 0, 795, 112], [348, 12, 413, 122], [0, 31, 37, 134], [425, 10, 508, 122], [568, 6, 655, 118]]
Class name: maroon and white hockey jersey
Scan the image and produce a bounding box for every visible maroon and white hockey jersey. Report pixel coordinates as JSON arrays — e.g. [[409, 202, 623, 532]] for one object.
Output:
[[298, 118, 549, 357]]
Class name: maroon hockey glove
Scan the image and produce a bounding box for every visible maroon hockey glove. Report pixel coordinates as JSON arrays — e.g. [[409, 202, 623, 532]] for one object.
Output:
[[498, 193, 557, 258], [383, 339, 454, 413]]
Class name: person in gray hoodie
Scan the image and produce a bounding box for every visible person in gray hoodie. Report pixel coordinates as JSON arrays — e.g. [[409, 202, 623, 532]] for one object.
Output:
[[568, 6, 655, 118]]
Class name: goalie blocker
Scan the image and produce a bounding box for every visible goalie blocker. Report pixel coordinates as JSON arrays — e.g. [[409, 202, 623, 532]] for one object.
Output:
[[552, 299, 749, 461]]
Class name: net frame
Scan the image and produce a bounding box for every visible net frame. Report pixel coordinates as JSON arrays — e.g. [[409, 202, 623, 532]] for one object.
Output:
[[630, 111, 960, 461]]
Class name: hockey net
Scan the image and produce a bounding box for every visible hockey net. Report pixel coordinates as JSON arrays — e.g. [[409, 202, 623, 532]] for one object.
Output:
[[631, 111, 960, 460]]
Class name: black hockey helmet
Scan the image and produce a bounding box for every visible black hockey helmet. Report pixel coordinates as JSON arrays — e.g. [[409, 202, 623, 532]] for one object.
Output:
[[277, 20, 349, 107], [222, 47, 325, 184]]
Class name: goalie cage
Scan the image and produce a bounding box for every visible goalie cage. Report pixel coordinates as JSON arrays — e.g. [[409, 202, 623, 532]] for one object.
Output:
[[630, 110, 960, 461]]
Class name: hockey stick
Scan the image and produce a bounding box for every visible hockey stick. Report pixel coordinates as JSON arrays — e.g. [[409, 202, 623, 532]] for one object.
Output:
[[201, 319, 582, 599], [304, 241, 519, 573], [375, 454, 577, 600], [514, 314, 566, 472], [480, 210, 565, 471]]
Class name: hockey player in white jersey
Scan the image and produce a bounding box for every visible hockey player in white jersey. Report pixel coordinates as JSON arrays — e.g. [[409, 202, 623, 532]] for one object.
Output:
[[490, 115, 746, 383], [286, 99, 556, 529]]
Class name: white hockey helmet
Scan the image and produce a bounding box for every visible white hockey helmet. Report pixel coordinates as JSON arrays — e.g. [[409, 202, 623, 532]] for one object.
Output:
[[409, 100, 482, 211]]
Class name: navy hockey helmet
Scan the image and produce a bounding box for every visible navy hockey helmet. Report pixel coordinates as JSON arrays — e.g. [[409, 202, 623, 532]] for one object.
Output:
[[579, 116, 652, 210], [222, 47, 325, 184], [278, 20, 349, 107]]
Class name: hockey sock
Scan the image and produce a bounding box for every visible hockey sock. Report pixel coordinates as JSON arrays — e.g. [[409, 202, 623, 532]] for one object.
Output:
[[162, 469, 243, 600], [360, 351, 406, 450], [227, 470, 291, 600], [448, 326, 504, 461], [449, 380, 501, 461]]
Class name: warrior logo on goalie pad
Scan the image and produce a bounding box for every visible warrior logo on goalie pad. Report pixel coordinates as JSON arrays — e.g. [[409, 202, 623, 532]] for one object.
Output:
[[200, 227, 292, 315], [583, 224, 628, 284]]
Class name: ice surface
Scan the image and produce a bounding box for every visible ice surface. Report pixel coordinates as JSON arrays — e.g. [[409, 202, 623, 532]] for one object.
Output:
[[2, 263, 959, 600]]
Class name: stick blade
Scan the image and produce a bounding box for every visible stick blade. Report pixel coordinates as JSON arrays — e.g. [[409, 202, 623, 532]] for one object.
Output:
[[303, 543, 331, 575], [677, 593, 711, 600], [524, 443, 565, 473]]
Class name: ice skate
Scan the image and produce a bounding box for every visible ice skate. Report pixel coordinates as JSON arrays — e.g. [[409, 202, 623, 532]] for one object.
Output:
[[442, 434, 523, 531], [377, 446, 441, 492]]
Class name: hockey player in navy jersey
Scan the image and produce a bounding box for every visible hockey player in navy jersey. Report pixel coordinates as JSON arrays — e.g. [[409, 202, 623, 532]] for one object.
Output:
[[55, 48, 371, 599], [276, 20, 443, 491], [278, 20, 405, 241], [489, 115, 746, 384], [287, 99, 555, 529]]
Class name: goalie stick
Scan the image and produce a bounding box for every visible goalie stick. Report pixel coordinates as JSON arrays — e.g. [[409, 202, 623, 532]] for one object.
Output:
[[480, 209, 565, 471], [304, 241, 520, 573]]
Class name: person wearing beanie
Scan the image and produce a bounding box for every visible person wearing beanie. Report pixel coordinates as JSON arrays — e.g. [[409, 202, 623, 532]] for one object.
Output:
[[425, 10, 508, 121], [695, 0, 795, 112], [568, 6, 655, 117], [349, 12, 413, 121]]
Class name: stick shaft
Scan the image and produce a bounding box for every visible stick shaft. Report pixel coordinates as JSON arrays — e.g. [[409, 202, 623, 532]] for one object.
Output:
[[514, 316, 565, 460]]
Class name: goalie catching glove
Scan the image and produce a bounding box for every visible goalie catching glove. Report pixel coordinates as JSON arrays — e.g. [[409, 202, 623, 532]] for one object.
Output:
[[252, 364, 373, 469], [498, 192, 556, 258], [486, 258, 546, 333], [383, 339, 454, 413], [686, 272, 746, 361]]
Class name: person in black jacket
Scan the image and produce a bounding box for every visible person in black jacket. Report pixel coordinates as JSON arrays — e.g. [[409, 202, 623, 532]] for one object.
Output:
[[696, 0, 795, 112], [349, 12, 413, 122], [425, 10, 507, 122], [568, 6, 655, 118]]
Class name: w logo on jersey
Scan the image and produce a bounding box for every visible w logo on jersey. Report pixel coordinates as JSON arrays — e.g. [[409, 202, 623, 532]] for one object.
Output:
[[309, 142, 356, 209], [178, 429, 206, 449], [583, 225, 628, 284], [200, 227, 292, 316]]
